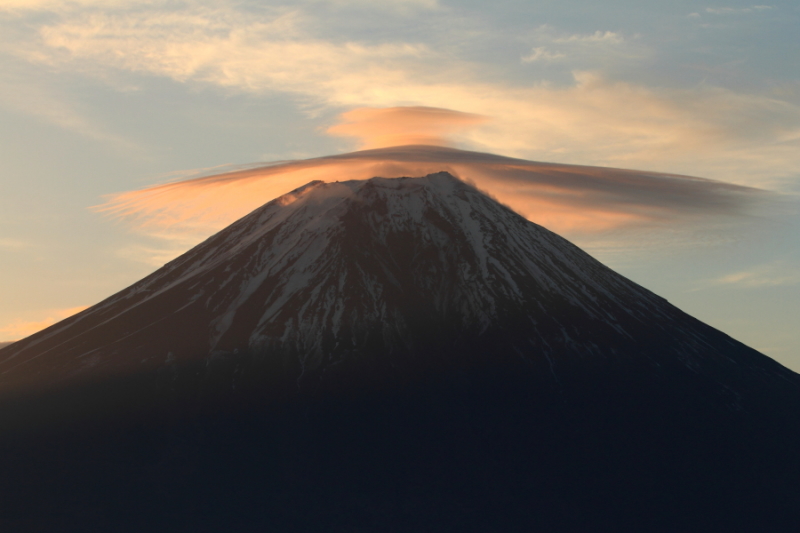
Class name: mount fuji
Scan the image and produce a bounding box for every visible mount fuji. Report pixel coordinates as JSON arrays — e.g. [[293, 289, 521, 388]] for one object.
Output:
[[0, 172, 798, 532]]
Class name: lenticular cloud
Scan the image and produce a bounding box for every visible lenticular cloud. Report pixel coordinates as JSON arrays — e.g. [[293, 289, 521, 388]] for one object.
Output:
[[327, 107, 488, 149], [96, 145, 763, 238]]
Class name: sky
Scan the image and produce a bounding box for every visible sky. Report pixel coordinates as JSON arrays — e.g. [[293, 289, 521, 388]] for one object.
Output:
[[1, 0, 799, 370]]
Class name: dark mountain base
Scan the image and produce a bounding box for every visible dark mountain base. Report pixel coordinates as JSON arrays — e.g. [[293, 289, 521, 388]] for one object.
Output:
[[1, 344, 799, 533]]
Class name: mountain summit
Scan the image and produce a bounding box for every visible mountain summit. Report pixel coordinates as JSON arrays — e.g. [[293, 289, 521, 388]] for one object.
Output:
[[1, 172, 799, 532]]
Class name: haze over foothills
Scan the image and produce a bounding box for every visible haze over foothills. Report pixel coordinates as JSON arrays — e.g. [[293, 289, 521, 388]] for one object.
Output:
[[0, 2, 799, 369]]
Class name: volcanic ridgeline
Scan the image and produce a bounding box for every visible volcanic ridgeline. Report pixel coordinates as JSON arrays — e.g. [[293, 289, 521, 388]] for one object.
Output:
[[0, 172, 798, 532]]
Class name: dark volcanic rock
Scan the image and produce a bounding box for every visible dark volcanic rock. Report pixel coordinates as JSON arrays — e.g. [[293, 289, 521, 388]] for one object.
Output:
[[0, 173, 798, 532]]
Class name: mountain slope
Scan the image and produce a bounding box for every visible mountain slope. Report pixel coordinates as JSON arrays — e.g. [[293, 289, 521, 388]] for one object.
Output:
[[0, 172, 798, 532]]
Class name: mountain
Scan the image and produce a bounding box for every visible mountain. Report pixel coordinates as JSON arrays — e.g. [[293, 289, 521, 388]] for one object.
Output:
[[0, 172, 775, 395], [0, 172, 798, 532]]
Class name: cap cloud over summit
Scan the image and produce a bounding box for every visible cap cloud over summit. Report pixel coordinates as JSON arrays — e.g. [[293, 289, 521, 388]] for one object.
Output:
[[98, 145, 766, 239]]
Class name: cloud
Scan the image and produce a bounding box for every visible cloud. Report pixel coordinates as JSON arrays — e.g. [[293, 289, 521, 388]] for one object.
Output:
[[11, 4, 797, 189], [306, 0, 439, 9], [0, 306, 88, 342], [705, 5, 773, 14], [552, 30, 625, 44], [0, 0, 136, 10], [0, 62, 138, 149], [519, 27, 640, 70], [529, 25, 628, 46], [714, 262, 800, 288], [526, 26, 634, 60], [115, 238, 207, 267], [0, 238, 30, 250], [326, 106, 488, 149], [521, 47, 565, 63], [4, 2, 800, 189], [0, 0, 438, 13], [95, 144, 766, 240], [25, 7, 432, 102]]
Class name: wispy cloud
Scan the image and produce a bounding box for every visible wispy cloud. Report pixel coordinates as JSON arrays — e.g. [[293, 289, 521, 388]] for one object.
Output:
[[6, 4, 795, 188], [0, 238, 30, 250], [0, 0, 438, 13], [0, 306, 88, 342], [0, 0, 138, 10], [714, 262, 800, 288], [2, 1, 799, 190], [114, 235, 210, 267], [524, 25, 636, 64], [306, 0, 439, 10], [24, 7, 432, 105], [552, 30, 626, 44], [705, 5, 773, 15], [0, 64, 138, 149], [521, 47, 565, 63]]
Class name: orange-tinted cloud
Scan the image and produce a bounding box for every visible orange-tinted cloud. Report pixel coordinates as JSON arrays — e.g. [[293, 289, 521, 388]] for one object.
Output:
[[13, 3, 800, 188], [326, 106, 488, 149], [0, 306, 88, 342], [96, 144, 764, 240]]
